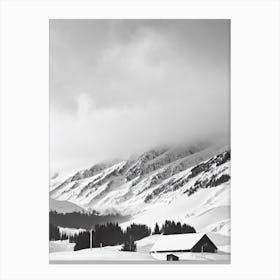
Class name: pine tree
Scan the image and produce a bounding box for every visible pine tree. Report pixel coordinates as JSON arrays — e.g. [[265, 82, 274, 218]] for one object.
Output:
[[153, 223, 160, 234], [176, 222, 182, 234], [121, 235, 137, 252]]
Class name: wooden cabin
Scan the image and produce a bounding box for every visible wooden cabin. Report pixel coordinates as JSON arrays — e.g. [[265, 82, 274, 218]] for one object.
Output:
[[167, 254, 179, 261], [150, 233, 217, 254]]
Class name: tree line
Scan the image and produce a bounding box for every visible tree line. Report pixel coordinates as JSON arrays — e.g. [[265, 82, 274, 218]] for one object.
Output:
[[71, 222, 151, 251], [49, 210, 130, 229], [153, 220, 196, 235], [50, 219, 196, 252]]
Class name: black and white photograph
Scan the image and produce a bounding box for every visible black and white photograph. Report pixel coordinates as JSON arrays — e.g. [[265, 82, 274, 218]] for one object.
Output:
[[49, 19, 230, 264], [1, 0, 280, 279]]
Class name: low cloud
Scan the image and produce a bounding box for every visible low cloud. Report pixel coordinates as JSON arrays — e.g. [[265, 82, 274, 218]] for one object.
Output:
[[50, 20, 230, 172], [51, 92, 229, 172]]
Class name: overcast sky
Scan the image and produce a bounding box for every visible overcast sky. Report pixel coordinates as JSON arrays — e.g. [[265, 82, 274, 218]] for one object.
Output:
[[50, 19, 230, 173]]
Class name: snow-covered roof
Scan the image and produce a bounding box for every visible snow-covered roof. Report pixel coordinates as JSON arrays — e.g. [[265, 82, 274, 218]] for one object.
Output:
[[150, 233, 210, 252]]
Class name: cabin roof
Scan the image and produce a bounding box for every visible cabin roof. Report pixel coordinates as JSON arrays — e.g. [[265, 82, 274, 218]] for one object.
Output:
[[150, 233, 214, 252]]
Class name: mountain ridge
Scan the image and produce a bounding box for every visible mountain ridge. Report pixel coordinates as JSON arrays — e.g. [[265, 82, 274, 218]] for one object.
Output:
[[50, 142, 230, 234]]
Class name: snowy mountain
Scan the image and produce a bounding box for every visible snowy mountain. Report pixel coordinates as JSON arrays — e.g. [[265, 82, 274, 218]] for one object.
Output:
[[50, 142, 230, 235]]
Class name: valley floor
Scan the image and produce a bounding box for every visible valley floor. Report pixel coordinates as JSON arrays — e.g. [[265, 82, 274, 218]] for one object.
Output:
[[49, 234, 230, 264]]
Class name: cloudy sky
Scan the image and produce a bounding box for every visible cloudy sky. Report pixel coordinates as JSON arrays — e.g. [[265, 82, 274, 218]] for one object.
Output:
[[50, 19, 230, 173]]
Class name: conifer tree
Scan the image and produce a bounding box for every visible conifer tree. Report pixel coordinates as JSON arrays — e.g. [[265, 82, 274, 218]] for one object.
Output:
[[153, 223, 160, 234], [121, 235, 137, 252]]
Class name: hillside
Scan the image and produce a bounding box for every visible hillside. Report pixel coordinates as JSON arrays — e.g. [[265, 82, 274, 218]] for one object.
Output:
[[49, 198, 85, 213], [50, 142, 230, 235]]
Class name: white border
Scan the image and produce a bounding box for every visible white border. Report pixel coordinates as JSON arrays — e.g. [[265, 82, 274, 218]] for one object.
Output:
[[1, 0, 279, 279]]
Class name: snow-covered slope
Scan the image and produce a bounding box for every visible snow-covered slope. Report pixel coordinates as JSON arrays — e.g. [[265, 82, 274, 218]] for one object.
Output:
[[50, 142, 230, 234], [49, 232, 230, 262], [49, 198, 85, 213]]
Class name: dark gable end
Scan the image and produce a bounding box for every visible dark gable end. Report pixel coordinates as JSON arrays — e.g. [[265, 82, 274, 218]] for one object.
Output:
[[191, 234, 218, 253]]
